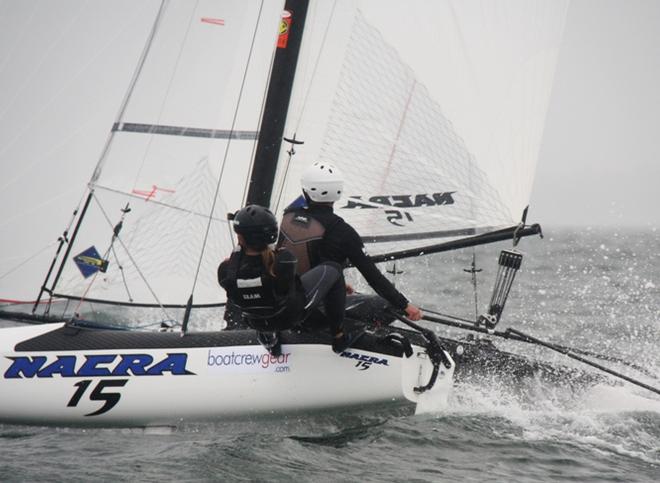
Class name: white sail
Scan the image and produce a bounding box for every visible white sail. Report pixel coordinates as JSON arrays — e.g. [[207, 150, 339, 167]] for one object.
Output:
[[272, 0, 569, 256], [0, 1, 163, 303], [1, 0, 568, 311], [52, 0, 284, 306]]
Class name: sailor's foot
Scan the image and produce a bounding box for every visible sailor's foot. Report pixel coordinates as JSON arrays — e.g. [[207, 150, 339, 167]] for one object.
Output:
[[332, 327, 366, 354], [257, 331, 282, 357]]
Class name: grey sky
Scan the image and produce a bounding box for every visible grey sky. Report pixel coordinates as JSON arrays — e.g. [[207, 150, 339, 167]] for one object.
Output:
[[532, 0, 660, 228]]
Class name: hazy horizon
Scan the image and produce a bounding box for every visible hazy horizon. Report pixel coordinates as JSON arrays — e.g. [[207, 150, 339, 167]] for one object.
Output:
[[532, 0, 659, 229]]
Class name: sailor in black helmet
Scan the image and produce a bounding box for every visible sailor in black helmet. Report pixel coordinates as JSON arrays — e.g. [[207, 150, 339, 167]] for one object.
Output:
[[218, 204, 359, 355], [279, 162, 423, 322]]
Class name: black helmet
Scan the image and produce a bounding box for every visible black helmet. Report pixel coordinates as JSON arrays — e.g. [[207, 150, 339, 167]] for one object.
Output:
[[232, 205, 278, 248]]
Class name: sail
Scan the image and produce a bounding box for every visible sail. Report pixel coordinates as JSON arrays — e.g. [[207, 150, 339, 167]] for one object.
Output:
[[1, 0, 567, 316], [47, 0, 284, 306], [0, 1, 165, 303], [271, 0, 569, 256]]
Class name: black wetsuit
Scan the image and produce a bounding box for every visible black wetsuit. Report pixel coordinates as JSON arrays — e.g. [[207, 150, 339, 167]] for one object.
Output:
[[281, 203, 409, 311], [218, 248, 346, 333]]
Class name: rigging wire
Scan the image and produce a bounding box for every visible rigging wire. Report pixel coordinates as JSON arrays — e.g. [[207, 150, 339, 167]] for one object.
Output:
[[129, 0, 199, 192], [240, 5, 282, 208], [272, 134, 303, 214], [90, 0, 169, 185], [189, 0, 267, 296], [34, 188, 93, 313], [0, 1, 159, 170], [418, 305, 657, 380], [38, 1, 168, 308], [291, 0, 338, 135], [80, 193, 174, 322], [71, 200, 131, 314], [93, 184, 225, 221], [0, 241, 57, 281], [271, 0, 338, 214]]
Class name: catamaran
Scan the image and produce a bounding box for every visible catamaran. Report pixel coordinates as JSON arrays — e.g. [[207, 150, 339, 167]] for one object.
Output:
[[1, 0, 654, 428]]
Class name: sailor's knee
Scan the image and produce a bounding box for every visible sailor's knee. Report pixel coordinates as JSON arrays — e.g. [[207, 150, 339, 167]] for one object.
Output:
[[319, 261, 342, 276]]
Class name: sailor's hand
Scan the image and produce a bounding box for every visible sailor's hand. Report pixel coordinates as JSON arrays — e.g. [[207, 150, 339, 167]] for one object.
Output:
[[345, 283, 354, 294], [404, 304, 422, 321]]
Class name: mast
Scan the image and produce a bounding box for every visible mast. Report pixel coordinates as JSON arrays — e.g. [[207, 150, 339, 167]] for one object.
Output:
[[246, 0, 310, 207]]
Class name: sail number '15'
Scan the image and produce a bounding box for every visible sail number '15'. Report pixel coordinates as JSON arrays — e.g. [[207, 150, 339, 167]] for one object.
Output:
[[4, 353, 194, 416], [68, 379, 128, 416]]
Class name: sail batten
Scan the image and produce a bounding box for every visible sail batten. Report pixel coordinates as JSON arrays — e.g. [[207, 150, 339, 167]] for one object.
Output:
[[51, 0, 285, 306], [273, 1, 569, 257], [111, 122, 259, 140], [1, 0, 568, 315]]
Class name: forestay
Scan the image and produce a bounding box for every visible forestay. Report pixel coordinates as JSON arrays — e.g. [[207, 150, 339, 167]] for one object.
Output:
[[50, 1, 284, 306], [271, 0, 569, 256]]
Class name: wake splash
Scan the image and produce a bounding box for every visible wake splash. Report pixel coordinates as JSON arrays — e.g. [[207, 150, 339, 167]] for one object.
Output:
[[442, 377, 660, 466]]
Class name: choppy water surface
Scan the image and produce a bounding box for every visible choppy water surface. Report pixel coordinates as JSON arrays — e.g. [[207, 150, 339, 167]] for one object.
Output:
[[1, 227, 659, 482]]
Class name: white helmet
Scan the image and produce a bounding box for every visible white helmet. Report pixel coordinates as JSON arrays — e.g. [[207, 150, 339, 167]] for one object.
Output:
[[300, 162, 344, 203]]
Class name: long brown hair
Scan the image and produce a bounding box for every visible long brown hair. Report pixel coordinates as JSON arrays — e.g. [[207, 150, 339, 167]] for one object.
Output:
[[237, 233, 277, 277], [261, 247, 276, 277]]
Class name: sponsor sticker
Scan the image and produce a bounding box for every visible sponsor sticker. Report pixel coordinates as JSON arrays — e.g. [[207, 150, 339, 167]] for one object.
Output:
[[277, 11, 292, 48], [4, 353, 193, 378], [73, 246, 109, 278], [207, 348, 291, 374], [340, 351, 389, 371]]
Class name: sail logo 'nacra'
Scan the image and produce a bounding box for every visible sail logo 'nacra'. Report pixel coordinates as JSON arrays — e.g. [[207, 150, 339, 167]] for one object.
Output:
[[340, 351, 389, 371], [341, 192, 456, 226]]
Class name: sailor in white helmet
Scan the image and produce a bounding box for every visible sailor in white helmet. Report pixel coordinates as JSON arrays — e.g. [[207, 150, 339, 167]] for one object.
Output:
[[278, 162, 423, 341]]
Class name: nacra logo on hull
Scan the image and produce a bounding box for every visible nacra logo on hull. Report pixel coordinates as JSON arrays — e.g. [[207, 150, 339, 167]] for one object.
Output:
[[4, 353, 194, 379], [340, 351, 389, 371]]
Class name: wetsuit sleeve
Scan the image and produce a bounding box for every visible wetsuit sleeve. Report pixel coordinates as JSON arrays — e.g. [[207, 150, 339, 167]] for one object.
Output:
[[272, 249, 298, 296], [217, 259, 229, 290], [217, 258, 241, 327], [341, 224, 409, 310]]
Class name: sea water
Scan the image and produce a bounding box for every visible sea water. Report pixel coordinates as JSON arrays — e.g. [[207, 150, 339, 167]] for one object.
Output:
[[1, 227, 658, 482]]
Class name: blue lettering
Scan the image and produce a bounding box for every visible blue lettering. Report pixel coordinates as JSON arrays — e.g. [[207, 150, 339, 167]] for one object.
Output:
[[79, 354, 116, 377], [37, 356, 77, 378], [340, 351, 389, 366], [4, 353, 194, 378], [4, 356, 47, 379], [113, 354, 153, 376], [146, 353, 192, 376]]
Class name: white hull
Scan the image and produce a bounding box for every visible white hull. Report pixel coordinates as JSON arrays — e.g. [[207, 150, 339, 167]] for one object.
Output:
[[0, 324, 454, 427]]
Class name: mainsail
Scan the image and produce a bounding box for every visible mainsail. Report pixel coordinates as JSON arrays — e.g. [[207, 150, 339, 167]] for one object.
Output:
[[1, 0, 569, 321], [271, 0, 569, 256], [49, 0, 284, 307]]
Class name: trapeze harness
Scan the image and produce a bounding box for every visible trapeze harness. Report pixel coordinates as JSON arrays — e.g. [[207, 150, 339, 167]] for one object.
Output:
[[222, 250, 301, 331], [278, 210, 338, 275]]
